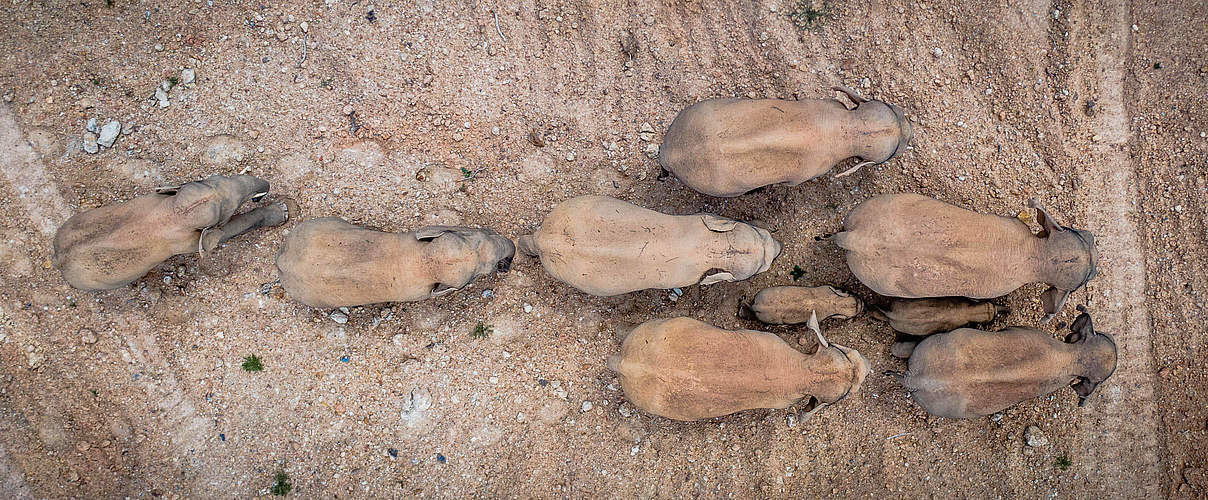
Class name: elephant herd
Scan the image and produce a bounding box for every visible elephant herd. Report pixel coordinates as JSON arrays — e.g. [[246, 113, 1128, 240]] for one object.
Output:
[[51, 87, 1115, 423]]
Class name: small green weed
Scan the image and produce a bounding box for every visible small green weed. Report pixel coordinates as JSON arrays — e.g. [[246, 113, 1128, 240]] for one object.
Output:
[[1055, 455, 1071, 470], [320, 79, 333, 89], [105, 0, 114, 8], [90, 77, 101, 86], [788, 1, 832, 32], [790, 265, 806, 281], [271, 470, 292, 496], [242, 355, 263, 372], [461, 167, 473, 179], [89, 389, 98, 397], [166, 76, 179, 88], [471, 321, 493, 339]]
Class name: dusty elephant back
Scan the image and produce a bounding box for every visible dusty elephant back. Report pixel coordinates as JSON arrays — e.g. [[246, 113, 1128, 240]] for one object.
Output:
[[903, 327, 1078, 418], [836, 193, 1040, 299], [609, 317, 811, 420], [53, 196, 185, 290], [659, 98, 857, 196], [277, 218, 430, 307], [741, 285, 864, 324], [526, 196, 778, 296]]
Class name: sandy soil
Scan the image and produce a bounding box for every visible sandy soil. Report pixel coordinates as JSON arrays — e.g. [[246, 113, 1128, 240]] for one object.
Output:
[[0, 0, 1204, 498]]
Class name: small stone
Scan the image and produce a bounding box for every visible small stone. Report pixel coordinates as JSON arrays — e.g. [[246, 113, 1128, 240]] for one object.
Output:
[[581, 401, 593, 412], [85, 117, 99, 134], [300, 21, 309, 33], [643, 15, 655, 26], [1131, 24, 1138, 32], [2, 93, 12, 103], [342, 104, 354, 115], [1024, 425, 1048, 447], [98, 120, 121, 148], [76, 441, 91, 452], [565, 152, 575, 162], [932, 47, 943, 57], [121, 122, 135, 135], [643, 143, 659, 159], [523, 303, 533, 313], [991, 413, 1003, 422], [153, 43, 164, 51], [181, 68, 196, 85], [154, 87, 169, 108], [387, 447, 398, 457], [83, 132, 99, 154], [67, 471, 79, 482], [392, 334, 406, 346], [80, 328, 97, 345], [638, 122, 656, 142], [329, 311, 349, 324], [27, 350, 44, 369]]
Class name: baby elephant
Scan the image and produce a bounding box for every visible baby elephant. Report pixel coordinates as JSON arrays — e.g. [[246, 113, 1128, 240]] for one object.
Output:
[[518, 195, 781, 296], [738, 285, 864, 324], [870, 298, 1009, 336], [658, 87, 913, 197], [608, 315, 870, 421], [835, 194, 1097, 321], [276, 218, 515, 308], [53, 175, 291, 290], [889, 307, 1117, 419]]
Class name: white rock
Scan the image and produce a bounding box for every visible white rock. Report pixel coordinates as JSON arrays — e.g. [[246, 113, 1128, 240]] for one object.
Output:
[[300, 21, 309, 33], [580, 401, 593, 412], [85, 117, 98, 133], [83, 133, 99, 154], [181, 68, 196, 85], [330, 311, 349, 324], [97, 121, 120, 148], [1024, 425, 1049, 447], [932, 47, 943, 57]]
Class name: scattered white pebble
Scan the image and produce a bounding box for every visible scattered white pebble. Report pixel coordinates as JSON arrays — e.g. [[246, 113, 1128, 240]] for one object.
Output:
[[330, 311, 348, 324], [581, 401, 593, 412], [932, 47, 943, 57]]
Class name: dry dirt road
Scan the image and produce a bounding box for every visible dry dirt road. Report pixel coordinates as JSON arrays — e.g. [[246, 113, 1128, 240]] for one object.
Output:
[[0, 0, 1204, 498]]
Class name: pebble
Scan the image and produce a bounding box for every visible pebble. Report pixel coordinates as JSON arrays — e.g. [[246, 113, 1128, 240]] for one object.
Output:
[[98, 120, 121, 148], [638, 122, 656, 142], [85, 117, 99, 134], [181, 68, 196, 85], [387, 447, 398, 458], [643, 144, 659, 159], [76, 441, 90, 452], [581, 401, 593, 412], [342, 105, 354, 115], [153, 43, 164, 51], [27, 350, 44, 369], [121, 122, 135, 135], [932, 47, 944, 57], [80, 328, 97, 345], [565, 152, 575, 162], [523, 303, 533, 313], [154, 87, 169, 108], [643, 15, 655, 26], [83, 132, 99, 154], [452, 133, 464, 142], [1024, 425, 1048, 447], [330, 311, 349, 324], [391, 333, 406, 346], [300, 21, 309, 33]]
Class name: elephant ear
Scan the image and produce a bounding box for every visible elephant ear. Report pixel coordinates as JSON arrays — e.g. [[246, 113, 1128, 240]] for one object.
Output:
[[414, 226, 464, 241], [1039, 286, 1073, 323], [700, 214, 738, 232], [1028, 198, 1065, 238], [699, 271, 735, 285]]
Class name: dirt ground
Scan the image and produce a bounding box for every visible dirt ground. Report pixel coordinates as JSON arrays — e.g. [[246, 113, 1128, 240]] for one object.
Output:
[[0, 0, 1204, 498]]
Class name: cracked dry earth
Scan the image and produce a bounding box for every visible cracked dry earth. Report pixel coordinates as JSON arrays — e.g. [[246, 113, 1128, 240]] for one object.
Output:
[[0, 0, 1204, 498]]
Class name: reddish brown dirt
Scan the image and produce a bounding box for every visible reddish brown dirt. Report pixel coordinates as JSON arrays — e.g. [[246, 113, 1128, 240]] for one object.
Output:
[[0, 0, 1203, 498]]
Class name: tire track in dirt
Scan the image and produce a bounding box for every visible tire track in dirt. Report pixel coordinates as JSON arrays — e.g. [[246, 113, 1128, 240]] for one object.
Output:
[[0, 103, 72, 236], [1065, 0, 1162, 495]]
